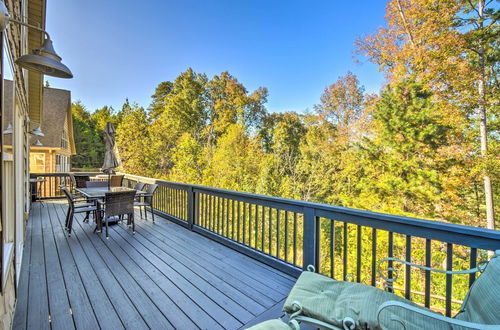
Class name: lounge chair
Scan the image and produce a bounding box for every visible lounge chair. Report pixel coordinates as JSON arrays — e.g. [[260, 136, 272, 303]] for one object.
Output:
[[247, 250, 500, 330]]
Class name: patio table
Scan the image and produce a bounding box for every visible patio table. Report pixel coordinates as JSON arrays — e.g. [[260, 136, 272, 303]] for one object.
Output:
[[76, 186, 139, 232]]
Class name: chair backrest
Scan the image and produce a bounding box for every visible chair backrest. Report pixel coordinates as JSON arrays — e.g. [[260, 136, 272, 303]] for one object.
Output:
[[456, 251, 500, 325], [74, 175, 90, 188], [133, 182, 146, 191], [68, 173, 77, 190], [109, 175, 124, 187], [104, 190, 136, 218], [60, 185, 75, 210], [144, 184, 158, 204], [86, 181, 108, 188]]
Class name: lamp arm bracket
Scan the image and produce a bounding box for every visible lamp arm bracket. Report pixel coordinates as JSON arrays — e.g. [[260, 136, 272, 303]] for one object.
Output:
[[7, 17, 50, 39]]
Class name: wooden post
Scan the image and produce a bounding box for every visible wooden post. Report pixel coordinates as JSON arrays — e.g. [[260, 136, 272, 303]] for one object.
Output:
[[303, 207, 318, 271], [187, 187, 196, 230]]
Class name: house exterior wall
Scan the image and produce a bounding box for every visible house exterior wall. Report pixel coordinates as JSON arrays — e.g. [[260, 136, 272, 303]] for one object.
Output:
[[0, 1, 46, 329], [29, 149, 71, 173], [0, 266, 16, 330]]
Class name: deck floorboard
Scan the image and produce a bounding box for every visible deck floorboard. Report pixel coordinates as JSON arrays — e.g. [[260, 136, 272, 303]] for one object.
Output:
[[13, 201, 295, 329]]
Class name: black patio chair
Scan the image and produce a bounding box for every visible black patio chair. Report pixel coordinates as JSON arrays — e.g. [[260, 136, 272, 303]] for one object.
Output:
[[60, 185, 97, 236], [133, 181, 146, 191], [134, 184, 158, 222], [97, 190, 137, 238], [86, 181, 108, 188], [73, 175, 90, 188], [109, 175, 124, 187]]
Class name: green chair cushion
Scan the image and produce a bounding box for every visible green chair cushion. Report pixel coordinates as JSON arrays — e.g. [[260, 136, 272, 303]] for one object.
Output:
[[455, 253, 500, 325], [245, 319, 291, 330], [283, 271, 427, 330]]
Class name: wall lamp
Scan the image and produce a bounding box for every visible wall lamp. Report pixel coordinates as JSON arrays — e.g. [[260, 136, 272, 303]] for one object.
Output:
[[0, 1, 72, 78]]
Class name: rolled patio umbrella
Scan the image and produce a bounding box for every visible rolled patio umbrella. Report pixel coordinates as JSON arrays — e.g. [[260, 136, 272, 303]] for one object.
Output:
[[102, 122, 120, 188]]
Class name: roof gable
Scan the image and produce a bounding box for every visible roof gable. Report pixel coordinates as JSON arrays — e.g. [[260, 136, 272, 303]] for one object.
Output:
[[3, 79, 74, 153]]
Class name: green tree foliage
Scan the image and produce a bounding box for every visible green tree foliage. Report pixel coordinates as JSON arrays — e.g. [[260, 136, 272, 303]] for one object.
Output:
[[203, 124, 264, 192], [355, 80, 453, 217], [115, 103, 153, 176], [71, 101, 105, 168]]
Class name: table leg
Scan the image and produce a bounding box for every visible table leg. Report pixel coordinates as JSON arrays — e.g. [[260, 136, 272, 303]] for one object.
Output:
[[96, 201, 102, 233]]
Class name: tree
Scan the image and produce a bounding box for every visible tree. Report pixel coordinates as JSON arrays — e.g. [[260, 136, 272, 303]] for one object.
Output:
[[115, 103, 153, 176], [205, 71, 268, 150], [203, 124, 264, 192], [169, 133, 205, 184], [149, 81, 174, 120], [356, 0, 498, 228], [356, 80, 454, 217], [147, 68, 208, 175], [314, 71, 367, 141], [71, 101, 104, 168], [92, 105, 117, 132]]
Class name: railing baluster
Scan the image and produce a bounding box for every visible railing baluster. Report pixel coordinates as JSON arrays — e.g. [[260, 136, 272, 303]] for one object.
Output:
[[388, 231, 394, 293], [261, 206, 265, 252], [371, 228, 377, 286], [217, 197, 223, 234], [255, 204, 259, 250], [293, 212, 297, 266], [248, 203, 253, 247], [237, 200, 241, 242], [330, 219, 335, 278], [445, 243, 453, 317], [469, 248, 477, 287], [231, 199, 235, 239], [343, 222, 348, 280], [242, 202, 247, 244], [268, 207, 272, 255], [284, 211, 289, 262], [357, 225, 362, 283], [221, 197, 225, 235], [405, 235, 412, 300], [276, 209, 280, 258], [226, 199, 230, 237], [425, 239, 431, 308], [207, 194, 211, 231]]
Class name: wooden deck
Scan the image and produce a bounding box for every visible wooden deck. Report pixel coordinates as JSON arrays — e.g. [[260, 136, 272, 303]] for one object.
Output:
[[13, 201, 295, 330]]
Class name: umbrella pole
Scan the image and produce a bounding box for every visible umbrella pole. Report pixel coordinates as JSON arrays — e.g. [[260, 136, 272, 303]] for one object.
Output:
[[108, 172, 111, 190]]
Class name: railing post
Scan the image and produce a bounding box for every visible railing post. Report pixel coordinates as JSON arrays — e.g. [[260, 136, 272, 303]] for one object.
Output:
[[187, 187, 196, 230], [303, 207, 318, 271]]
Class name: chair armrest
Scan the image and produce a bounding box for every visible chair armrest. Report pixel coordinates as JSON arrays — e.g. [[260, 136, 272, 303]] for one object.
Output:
[[377, 257, 488, 292], [377, 301, 498, 330]]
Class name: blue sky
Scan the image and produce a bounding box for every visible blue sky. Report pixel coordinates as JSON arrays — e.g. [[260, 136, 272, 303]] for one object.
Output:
[[44, 0, 387, 114]]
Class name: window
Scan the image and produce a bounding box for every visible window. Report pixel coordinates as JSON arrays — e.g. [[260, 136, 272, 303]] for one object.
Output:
[[29, 153, 45, 173], [61, 130, 69, 150], [55, 154, 61, 172]]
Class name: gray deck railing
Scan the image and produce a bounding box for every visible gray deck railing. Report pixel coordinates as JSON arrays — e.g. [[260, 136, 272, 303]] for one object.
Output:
[[31, 172, 500, 316]]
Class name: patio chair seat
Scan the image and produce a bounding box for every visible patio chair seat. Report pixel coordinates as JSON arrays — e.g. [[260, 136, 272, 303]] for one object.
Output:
[[283, 271, 427, 330], [454, 254, 500, 325], [74, 202, 95, 208], [75, 206, 98, 214], [246, 319, 291, 330]]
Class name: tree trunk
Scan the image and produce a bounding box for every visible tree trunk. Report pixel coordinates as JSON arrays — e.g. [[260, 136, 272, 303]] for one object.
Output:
[[477, 0, 495, 230]]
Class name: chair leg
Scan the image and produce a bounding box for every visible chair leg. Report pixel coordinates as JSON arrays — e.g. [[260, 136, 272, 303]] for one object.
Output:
[[144, 206, 147, 221], [84, 211, 90, 223], [106, 219, 109, 239], [139, 205, 143, 219], [68, 210, 75, 236], [65, 207, 70, 229], [131, 213, 135, 233], [151, 205, 155, 223]]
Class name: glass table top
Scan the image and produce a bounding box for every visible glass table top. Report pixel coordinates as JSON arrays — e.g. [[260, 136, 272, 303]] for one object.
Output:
[[76, 186, 136, 198]]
